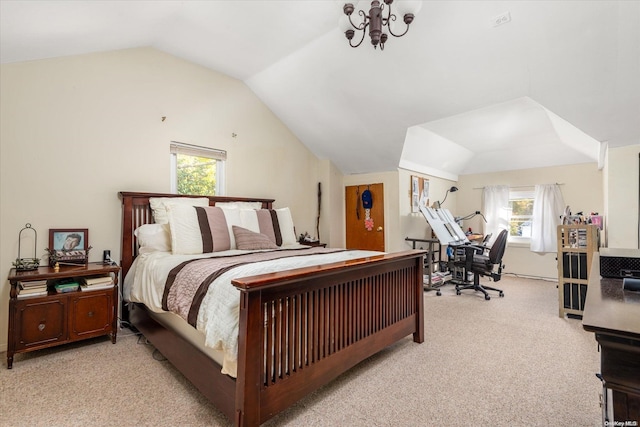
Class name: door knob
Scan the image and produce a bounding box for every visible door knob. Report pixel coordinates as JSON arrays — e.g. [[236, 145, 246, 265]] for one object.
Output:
[[377, 226, 383, 232]]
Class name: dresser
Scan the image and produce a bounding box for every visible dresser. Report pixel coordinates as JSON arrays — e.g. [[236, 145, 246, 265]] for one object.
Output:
[[582, 253, 640, 424]]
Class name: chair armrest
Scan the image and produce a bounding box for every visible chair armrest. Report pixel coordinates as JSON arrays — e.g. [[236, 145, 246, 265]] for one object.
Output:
[[462, 243, 486, 255]]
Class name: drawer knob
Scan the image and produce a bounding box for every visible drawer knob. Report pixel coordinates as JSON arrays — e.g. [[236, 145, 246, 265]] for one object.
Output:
[[38, 323, 45, 331], [88, 311, 94, 318]]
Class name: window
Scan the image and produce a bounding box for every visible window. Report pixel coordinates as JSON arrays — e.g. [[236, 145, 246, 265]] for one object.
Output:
[[170, 142, 226, 196], [508, 189, 534, 240]]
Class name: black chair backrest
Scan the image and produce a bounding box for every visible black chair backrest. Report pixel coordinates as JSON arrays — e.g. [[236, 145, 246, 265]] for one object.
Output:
[[488, 229, 508, 264]]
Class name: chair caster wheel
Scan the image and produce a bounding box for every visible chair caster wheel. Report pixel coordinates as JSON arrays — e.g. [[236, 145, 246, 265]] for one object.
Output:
[[485, 295, 491, 300], [499, 292, 504, 297], [437, 291, 441, 296], [456, 290, 461, 295]]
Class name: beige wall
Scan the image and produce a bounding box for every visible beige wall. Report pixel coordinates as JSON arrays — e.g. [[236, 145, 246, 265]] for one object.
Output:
[[397, 168, 457, 252], [605, 144, 640, 248], [457, 163, 604, 279], [0, 48, 322, 352], [316, 159, 344, 248]]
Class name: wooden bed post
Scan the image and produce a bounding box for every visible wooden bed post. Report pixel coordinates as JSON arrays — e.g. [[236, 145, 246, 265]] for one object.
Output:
[[414, 255, 425, 343], [235, 290, 263, 426]]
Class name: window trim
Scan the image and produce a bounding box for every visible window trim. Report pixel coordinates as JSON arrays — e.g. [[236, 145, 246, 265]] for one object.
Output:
[[170, 141, 226, 195]]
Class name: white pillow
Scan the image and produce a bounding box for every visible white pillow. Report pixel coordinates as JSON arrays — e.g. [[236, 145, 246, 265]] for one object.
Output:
[[219, 207, 242, 250], [215, 201, 264, 210], [239, 209, 261, 234], [167, 204, 242, 254], [275, 208, 297, 246], [149, 197, 209, 224], [239, 209, 271, 244], [238, 208, 294, 246], [134, 224, 171, 254]]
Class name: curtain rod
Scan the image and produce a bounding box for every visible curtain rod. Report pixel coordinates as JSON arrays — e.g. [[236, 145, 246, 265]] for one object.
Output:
[[472, 183, 564, 190]]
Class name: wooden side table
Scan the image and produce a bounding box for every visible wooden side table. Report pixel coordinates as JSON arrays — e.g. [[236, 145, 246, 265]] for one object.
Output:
[[300, 241, 327, 248], [6, 263, 120, 369]]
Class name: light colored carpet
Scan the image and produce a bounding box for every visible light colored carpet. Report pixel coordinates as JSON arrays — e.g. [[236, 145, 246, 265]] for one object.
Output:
[[0, 275, 602, 426]]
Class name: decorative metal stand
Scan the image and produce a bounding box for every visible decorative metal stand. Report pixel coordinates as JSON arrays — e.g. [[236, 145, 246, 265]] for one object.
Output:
[[13, 223, 40, 271]]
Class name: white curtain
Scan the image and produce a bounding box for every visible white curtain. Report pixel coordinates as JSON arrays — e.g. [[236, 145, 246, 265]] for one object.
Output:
[[530, 184, 565, 253], [482, 185, 510, 245]]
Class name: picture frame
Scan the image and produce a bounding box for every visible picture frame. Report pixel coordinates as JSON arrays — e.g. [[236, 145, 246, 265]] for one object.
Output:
[[422, 178, 430, 208], [411, 175, 429, 212], [411, 175, 420, 213], [48, 228, 89, 265]]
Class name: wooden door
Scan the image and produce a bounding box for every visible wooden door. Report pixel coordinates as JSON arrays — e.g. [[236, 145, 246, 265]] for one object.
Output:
[[345, 183, 385, 251]]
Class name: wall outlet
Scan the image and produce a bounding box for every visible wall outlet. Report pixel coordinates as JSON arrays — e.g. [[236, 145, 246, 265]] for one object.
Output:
[[492, 11, 511, 27]]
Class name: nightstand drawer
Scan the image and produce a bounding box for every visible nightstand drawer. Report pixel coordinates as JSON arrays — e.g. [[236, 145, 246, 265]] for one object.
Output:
[[70, 291, 113, 339], [14, 298, 67, 350]]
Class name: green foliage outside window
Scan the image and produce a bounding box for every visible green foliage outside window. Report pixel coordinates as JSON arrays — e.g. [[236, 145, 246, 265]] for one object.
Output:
[[176, 154, 216, 196], [509, 198, 534, 237]]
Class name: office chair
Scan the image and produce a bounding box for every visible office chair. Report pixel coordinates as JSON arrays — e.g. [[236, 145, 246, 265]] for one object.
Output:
[[454, 229, 507, 300]]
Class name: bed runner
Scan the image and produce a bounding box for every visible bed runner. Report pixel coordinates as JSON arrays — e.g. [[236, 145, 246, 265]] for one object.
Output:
[[162, 247, 345, 326]]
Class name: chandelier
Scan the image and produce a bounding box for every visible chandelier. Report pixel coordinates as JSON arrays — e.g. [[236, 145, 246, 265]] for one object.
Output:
[[339, 1, 422, 50]]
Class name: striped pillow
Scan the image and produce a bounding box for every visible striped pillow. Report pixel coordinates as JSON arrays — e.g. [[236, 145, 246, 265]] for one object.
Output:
[[232, 226, 278, 250], [167, 205, 234, 254], [274, 207, 297, 246], [240, 209, 283, 246]]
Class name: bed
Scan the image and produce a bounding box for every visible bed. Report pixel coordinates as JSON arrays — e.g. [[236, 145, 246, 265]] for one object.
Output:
[[120, 191, 425, 426]]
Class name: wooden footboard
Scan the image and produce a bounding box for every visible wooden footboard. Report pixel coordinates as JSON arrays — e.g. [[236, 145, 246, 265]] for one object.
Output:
[[232, 251, 424, 426]]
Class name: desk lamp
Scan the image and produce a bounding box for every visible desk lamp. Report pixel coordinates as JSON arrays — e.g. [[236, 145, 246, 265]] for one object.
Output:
[[438, 186, 458, 207], [457, 211, 487, 223]]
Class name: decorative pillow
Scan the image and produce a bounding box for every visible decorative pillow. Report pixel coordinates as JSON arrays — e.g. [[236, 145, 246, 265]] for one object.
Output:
[[149, 197, 209, 225], [275, 207, 297, 246], [215, 201, 264, 210], [134, 224, 171, 253], [218, 207, 242, 250], [167, 204, 233, 254], [239, 209, 283, 246], [232, 226, 278, 250]]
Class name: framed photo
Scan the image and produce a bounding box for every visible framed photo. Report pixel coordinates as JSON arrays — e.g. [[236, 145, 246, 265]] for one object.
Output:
[[48, 229, 89, 265], [422, 178, 429, 207], [411, 175, 420, 212]]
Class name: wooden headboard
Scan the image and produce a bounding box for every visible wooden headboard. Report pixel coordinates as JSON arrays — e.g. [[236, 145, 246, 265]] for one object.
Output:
[[119, 191, 274, 279]]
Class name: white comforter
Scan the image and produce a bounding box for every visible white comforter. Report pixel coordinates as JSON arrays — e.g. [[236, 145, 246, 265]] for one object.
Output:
[[124, 246, 380, 376]]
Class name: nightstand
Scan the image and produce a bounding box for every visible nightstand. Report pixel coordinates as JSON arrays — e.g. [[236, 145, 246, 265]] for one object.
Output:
[[6, 263, 120, 369], [300, 241, 327, 248]]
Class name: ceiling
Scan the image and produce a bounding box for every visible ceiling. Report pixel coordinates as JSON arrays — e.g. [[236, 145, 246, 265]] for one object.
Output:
[[2, 1, 639, 179]]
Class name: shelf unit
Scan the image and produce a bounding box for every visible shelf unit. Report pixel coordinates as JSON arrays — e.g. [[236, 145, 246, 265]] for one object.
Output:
[[405, 237, 447, 295], [557, 224, 600, 318]]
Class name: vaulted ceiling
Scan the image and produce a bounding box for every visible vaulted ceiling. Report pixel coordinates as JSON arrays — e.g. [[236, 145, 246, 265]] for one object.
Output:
[[2, 1, 638, 179]]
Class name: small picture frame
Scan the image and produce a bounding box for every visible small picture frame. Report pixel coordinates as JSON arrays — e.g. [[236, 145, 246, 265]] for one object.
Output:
[[411, 175, 420, 213], [48, 229, 89, 265], [422, 178, 430, 207]]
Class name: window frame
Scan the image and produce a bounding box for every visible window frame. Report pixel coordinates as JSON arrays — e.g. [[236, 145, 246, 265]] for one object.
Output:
[[170, 141, 226, 196], [508, 189, 535, 244]]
